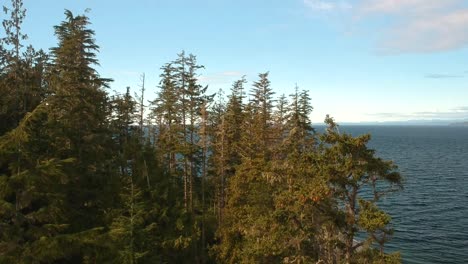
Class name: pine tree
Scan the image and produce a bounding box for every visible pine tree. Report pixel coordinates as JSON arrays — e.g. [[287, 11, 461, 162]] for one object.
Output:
[[109, 86, 196, 264], [0, 3, 72, 262], [320, 115, 402, 263], [151, 63, 181, 176], [283, 85, 315, 155], [30, 10, 116, 262], [107, 87, 141, 263], [199, 100, 209, 264], [207, 89, 226, 224], [272, 93, 288, 151], [210, 78, 245, 224], [151, 54, 214, 262], [185, 53, 208, 212], [214, 74, 281, 263], [224, 77, 246, 171], [0, 0, 47, 136], [173, 51, 191, 209], [0, 103, 74, 262], [268, 86, 329, 263], [107, 88, 157, 263], [0, 2, 406, 261], [248, 72, 275, 160]]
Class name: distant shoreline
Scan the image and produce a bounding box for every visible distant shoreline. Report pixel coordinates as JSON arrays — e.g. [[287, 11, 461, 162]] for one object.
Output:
[[314, 120, 468, 126], [449, 122, 468, 126]]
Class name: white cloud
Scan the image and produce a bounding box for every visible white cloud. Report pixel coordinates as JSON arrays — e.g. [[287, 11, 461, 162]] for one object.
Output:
[[378, 10, 468, 53], [357, 0, 459, 16], [356, 0, 468, 53], [303, 0, 468, 53]]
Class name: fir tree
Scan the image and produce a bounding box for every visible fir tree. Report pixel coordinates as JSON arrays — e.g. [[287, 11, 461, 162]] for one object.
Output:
[[210, 78, 245, 224], [0, 0, 47, 136], [320, 115, 402, 263], [248, 72, 275, 160], [283, 85, 315, 155], [33, 10, 116, 262], [151, 63, 181, 175], [0, 103, 74, 262], [0, 2, 406, 262]]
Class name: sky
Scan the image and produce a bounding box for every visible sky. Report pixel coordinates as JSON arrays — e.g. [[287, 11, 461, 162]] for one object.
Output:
[[9, 0, 468, 123]]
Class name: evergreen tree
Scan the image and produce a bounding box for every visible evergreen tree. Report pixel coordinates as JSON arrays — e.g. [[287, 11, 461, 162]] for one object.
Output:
[[0, 103, 74, 262], [185, 53, 208, 212], [0, 0, 47, 136], [224, 77, 246, 171], [268, 86, 328, 263], [248, 72, 275, 160], [213, 156, 279, 263], [173, 51, 190, 209], [210, 78, 245, 224], [0, 2, 69, 262], [151, 63, 181, 175], [107, 88, 187, 263], [319, 116, 402, 263], [272, 93, 288, 154], [107, 88, 142, 263], [213, 74, 280, 263], [28, 10, 116, 262], [283, 85, 315, 155], [151, 54, 214, 262], [0, 2, 406, 262]]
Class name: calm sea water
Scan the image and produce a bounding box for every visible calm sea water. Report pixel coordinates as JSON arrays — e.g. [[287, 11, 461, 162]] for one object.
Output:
[[340, 126, 468, 264]]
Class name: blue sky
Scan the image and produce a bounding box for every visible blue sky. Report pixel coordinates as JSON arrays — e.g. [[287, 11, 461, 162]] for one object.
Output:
[[13, 0, 468, 123]]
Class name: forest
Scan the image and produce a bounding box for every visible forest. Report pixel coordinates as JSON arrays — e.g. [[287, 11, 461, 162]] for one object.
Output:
[[0, 1, 403, 263]]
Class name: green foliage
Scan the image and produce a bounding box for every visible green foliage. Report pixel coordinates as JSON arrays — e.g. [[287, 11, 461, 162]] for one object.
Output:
[[0, 3, 404, 263], [353, 249, 401, 264], [315, 115, 402, 263], [0, 0, 48, 136], [358, 199, 391, 232], [0, 103, 78, 263]]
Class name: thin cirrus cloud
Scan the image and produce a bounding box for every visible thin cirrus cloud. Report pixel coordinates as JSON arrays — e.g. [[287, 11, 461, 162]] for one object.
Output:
[[303, 0, 468, 54], [377, 8, 468, 54], [357, 0, 468, 53], [370, 106, 468, 120], [356, 0, 460, 15], [303, 0, 351, 11], [425, 73, 464, 79]]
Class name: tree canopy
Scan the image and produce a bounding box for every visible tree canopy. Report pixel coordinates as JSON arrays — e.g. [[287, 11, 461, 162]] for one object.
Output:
[[0, 1, 403, 263]]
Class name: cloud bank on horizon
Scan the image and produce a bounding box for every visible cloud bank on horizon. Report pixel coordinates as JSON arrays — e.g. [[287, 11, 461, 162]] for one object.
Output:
[[369, 106, 468, 121], [304, 0, 468, 54]]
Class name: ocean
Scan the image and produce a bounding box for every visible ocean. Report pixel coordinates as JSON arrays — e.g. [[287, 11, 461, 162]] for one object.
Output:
[[340, 126, 468, 264]]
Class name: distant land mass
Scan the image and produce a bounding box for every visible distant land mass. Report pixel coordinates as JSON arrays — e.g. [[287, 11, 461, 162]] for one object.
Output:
[[336, 119, 468, 126], [449, 121, 468, 126]]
